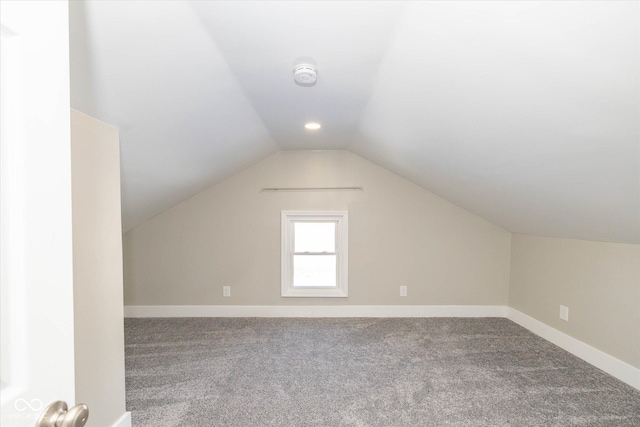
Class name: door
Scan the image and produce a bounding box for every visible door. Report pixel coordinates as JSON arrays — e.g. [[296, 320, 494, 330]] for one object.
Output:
[[1, 1, 76, 425]]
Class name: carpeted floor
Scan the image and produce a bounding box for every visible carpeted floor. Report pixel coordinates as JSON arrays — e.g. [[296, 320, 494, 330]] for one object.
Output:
[[125, 318, 640, 426]]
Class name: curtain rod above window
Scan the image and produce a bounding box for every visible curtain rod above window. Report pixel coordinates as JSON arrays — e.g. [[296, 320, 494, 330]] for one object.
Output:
[[261, 187, 363, 192]]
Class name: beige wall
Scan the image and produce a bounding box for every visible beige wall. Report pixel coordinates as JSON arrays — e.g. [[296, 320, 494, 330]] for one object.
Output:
[[124, 150, 511, 306], [71, 110, 126, 426], [509, 233, 640, 368], [122, 149, 640, 373]]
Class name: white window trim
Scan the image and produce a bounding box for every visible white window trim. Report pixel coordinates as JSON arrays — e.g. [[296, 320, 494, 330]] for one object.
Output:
[[281, 211, 348, 298]]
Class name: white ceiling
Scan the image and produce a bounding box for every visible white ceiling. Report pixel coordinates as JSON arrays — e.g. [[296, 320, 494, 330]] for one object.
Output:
[[70, 1, 639, 243]]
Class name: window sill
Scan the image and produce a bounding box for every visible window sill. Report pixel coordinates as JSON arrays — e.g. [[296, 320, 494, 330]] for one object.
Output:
[[281, 287, 348, 298]]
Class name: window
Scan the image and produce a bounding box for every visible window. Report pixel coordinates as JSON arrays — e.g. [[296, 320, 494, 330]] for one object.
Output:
[[281, 211, 348, 297]]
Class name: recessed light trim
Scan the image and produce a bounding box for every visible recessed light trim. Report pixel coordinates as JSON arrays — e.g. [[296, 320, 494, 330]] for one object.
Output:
[[305, 122, 321, 130]]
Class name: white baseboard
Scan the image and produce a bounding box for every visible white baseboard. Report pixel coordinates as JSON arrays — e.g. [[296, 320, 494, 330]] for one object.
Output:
[[111, 411, 131, 427], [507, 308, 640, 391], [124, 304, 508, 318], [123, 304, 639, 391]]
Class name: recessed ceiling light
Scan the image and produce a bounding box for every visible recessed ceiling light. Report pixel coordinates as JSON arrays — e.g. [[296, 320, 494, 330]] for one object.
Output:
[[305, 122, 321, 130]]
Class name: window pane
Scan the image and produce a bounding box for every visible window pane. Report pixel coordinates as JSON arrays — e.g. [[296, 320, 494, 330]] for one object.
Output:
[[294, 222, 335, 252], [293, 255, 336, 287]]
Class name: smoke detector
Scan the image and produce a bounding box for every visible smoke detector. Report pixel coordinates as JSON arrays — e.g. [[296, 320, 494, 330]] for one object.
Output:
[[293, 64, 317, 86]]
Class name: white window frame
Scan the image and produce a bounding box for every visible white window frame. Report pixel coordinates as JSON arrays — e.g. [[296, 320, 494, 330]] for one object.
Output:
[[281, 211, 348, 298]]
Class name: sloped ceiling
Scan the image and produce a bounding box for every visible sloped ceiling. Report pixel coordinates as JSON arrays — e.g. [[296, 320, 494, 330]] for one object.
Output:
[[70, 1, 639, 243]]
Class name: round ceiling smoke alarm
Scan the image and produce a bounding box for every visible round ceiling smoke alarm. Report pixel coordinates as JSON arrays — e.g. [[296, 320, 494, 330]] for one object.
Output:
[[293, 64, 318, 86]]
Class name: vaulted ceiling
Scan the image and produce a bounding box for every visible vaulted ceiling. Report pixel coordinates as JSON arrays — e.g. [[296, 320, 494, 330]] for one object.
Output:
[[70, 1, 639, 243]]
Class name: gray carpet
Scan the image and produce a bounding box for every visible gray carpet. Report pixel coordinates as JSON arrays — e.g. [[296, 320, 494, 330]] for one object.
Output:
[[125, 318, 640, 426]]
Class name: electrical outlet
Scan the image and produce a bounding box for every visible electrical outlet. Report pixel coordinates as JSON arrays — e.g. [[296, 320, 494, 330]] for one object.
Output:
[[559, 305, 569, 321], [400, 286, 408, 297], [223, 286, 231, 297]]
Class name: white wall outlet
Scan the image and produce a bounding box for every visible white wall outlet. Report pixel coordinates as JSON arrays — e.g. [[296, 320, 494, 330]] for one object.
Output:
[[223, 286, 231, 297], [559, 305, 569, 321], [400, 286, 408, 297]]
